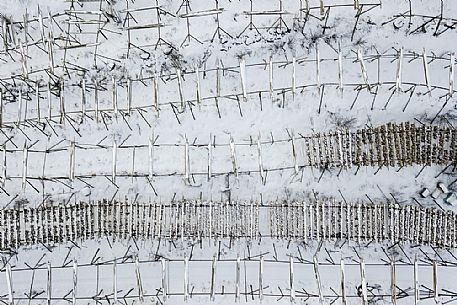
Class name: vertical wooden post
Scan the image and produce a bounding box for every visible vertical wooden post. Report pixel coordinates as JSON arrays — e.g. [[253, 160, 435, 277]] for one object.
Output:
[[422, 49, 431, 95], [259, 255, 264, 301], [196, 67, 201, 106], [338, 46, 344, 96], [210, 255, 217, 300], [184, 255, 189, 301], [6, 263, 14, 305], [340, 258, 346, 305], [391, 258, 396, 304], [135, 256, 144, 303], [21, 143, 28, 191], [113, 260, 118, 304], [313, 256, 323, 304], [94, 80, 99, 123], [184, 138, 190, 183], [414, 257, 419, 305], [81, 79, 87, 117], [239, 59, 247, 101], [450, 53, 454, 97], [112, 139, 117, 183], [47, 262, 52, 305], [161, 258, 167, 301], [269, 56, 273, 100], [289, 256, 295, 302], [72, 261, 78, 305], [433, 260, 439, 304], [235, 256, 241, 302], [148, 134, 154, 180], [395, 48, 403, 93], [360, 258, 368, 305]]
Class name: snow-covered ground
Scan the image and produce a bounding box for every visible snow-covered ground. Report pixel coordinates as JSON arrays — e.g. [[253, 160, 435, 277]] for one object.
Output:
[[0, 0, 456, 303]]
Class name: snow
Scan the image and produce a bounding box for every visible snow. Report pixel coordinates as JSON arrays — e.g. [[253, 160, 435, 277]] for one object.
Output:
[[0, 0, 456, 303]]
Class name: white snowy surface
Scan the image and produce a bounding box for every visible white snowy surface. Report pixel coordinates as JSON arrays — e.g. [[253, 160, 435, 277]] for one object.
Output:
[[3, 238, 457, 305], [0, 0, 456, 303]]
